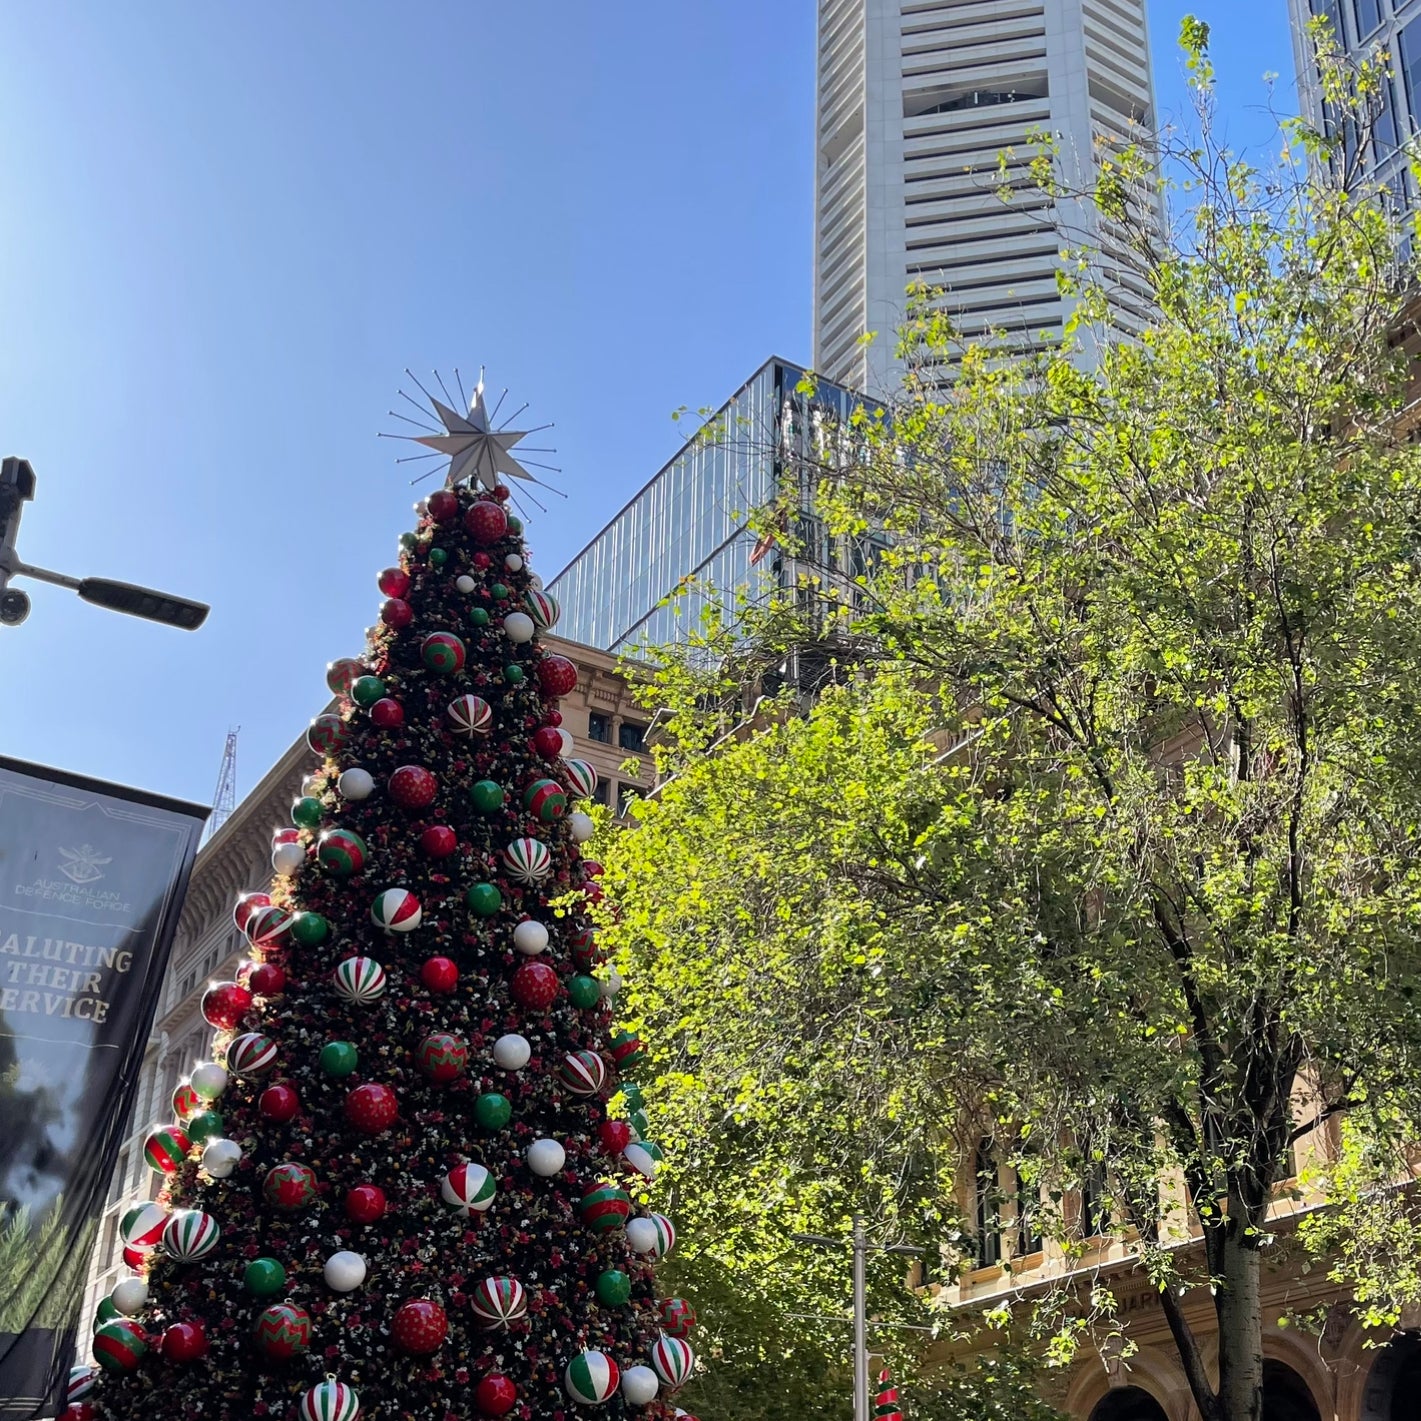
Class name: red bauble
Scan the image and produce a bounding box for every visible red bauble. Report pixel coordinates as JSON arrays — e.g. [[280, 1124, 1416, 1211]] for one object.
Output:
[[391, 1297, 448, 1354], [472, 551, 492, 570], [201, 982, 252, 1031], [420, 824, 458, 857], [531, 725, 564, 760], [492, 484, 511, 503], [543, 709, 563, 727], [345, 1183, 388, 1223], [160, 1321, 208, 1362], [427, 489, 460, 524], [599, 1119, 633, 1154], [511, 960, 560, 1010], [582, 859, 605, 879], [465, 500, 509, 546], [248, 962, 286, 996], [371, 698, 405, 729], [536, 654, 578, 697], [389, 765, 438, 808], [345, 1082, 399, 1134], [377, 567, 410, 598], [381, 597, 414, 629], [421, 956, 459, 993], [121, 1244, 145, 1269], [476, 1373, 518, 1415], [583, 882, 605, 907], [259, 1083, 300, 1122], [233, 891, 271, 933]]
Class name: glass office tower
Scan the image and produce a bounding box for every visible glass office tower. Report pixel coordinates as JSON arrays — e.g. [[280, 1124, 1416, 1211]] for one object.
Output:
[[549, 357, 863, 653]]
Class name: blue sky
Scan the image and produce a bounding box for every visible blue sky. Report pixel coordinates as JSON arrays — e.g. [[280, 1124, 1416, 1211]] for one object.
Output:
[[0, 3, 1295, 811]]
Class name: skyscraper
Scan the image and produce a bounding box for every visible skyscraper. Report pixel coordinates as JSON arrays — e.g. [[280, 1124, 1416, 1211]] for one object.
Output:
[[812, 0, 1159, 392]]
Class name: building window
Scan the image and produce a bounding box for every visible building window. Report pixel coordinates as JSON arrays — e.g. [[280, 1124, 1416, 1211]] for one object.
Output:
[[1351, 0, 1382, 39], [974, 1141, 1002, 1268], [1400, 18, 1421, 125], [591, 779, 611, 806], [587, 711, 611, 744], [618, 722, 647, 753], [616, 783, 639, 817], [1080, 1160, 1109, 1239], [1015, 1166, 1043, 1256]]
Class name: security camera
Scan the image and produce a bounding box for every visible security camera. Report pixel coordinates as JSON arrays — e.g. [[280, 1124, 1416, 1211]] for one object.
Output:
[[0, 586, 31, 626]]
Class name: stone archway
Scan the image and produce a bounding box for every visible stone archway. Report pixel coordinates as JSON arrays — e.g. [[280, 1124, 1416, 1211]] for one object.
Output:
[[1359, 1332, 1421, 1421], [1088, 1386, 1171, 1421], [1263, 1358, 1322, 1421]]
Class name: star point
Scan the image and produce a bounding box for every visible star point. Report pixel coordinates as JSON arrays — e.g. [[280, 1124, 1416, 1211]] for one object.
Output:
[[414, 379, 534, 491]]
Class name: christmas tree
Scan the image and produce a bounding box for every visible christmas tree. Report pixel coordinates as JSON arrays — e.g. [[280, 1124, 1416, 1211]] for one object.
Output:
[[76, 381, 703, 1421]]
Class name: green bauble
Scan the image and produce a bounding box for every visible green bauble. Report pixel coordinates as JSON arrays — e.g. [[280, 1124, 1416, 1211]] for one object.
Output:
[[504, 664, 526, 685], [569, 975, 601, 1009], [490, 582, 510, 601], [621, 1082, 646, 1110], [350, 675, 386, 707], [629, 1108, 650, 1137], [320, 1041, 359, 1077], [244, 1258, 287, 1296], [399, 532, 418, 551], [595, 1269, 631, 1306], [467, 882, 503, 916], [290, 911, 330, 946], [469, 606, 491, 627], [93, 1296, 119, 1331], [291, 796, 324, 829], [508, 515, 524, 534], [470, 780, 505, 812], [186, 1109, 224, 1144], [474, 1092, 512, 1130], [429, 547, 448, 568]]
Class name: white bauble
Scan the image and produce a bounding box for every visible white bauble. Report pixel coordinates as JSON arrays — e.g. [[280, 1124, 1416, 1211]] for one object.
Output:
[[600, 967, 623, 1000], [504, 553, 524, 573], [529, 572, 544, 590], [414, 498, 429, 517], [456, 574, 477, 594], [557, 728, 576, 758], [626, 1217, 659, 1255], [493, 1033, 532, 1070], [190, 1062, 229, 1100], [503, 611, 536, 644], [568, 812, 595, 843], [111, 1278, 149, 1316], [621, 1366, 660, 1406], [512, 919, 549, 955], [526, 1138, 566, 1176], [624, 1143, 658, 1180], [202, 1137, 242, 1178], [301, 773, 325, 798], [324, 1250, 367, 1292], [272, 842, 305, 876], [338, 767, 375, 801]]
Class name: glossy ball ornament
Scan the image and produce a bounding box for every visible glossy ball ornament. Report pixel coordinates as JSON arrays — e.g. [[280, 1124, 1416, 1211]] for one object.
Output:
[[323, 1250, 367, 1292], [611, 1028, 647, 1072], [428, 549, 448, 572], [320, 1041, 360, 1077], [143, 1127, 191, 1175], [93, 1296, 119, 1330], [568, 811, 596, 843], [526, 1137, 567, 1176], [474, 1091, 512, 1129], [377, 566, 410, 598], [201, 981, 251, 1030], [370, 697, 405, 728], [427, 487, 460, 523], [338, 766, 375, 800], [333, 955, 387, 1003], [172, 1081, 200, 1119], [162, 1209, 220, 1262], [502, 836, 552, 883], [272, 841, 305, 875], [537, 654, 579, 697], [565, 1349, 620, 1405], [512, 960, 559, 1009], [307, 713, 350, 755], [416, 1031, 468, 1082], [522, 777, 567, 822], [599, 1118, 633, 1154], [202, 1137, 242, 1178], [531, 724, 565, 760], [93, 1320, 148, 1373], [441, 1161, 496, 1215], [471, 1276, 527, 1329], [562, 759, 599, 800], [559, 1049, 607, 1096], [255, 1302, 312, 1359], [259, 1081, 300, 1123], [456, 573, 477, 593], [503, 662, 525, 684], [579, 1182, 632, 1233], [651, 1335, 695, 1390], [388, 764, 438, 808], [349, 674, 386, 708], [570, 927, 602, 971], [421, 955, 459, 992], [525, 587, 561, 628], [344, 1083, 398, 1134], [120, 1202, 168, 1251], [622, 1366, 660, 1406], [466, 881, 503, 916], [186, 1109, 224, 1145], [345, 1184, 387, 1223], [449, 693, 493, 737], [421, 824, 458, 858], [246, 904, 294, 946], [627, 1212, 676, 1259], [160, 1321, 208, 1363], [226, 1032, 278, 1077], [470, 778, 505, 813], [67, 1366, 96, 1403], [504, 552, 524, 572], [490, 581, 510, 600], [249, 959, 288, 993], [595, 1269, 631, 1306], [381, 597, 413, 629], [503, 610, 535, 643], [659, 1297, 697, 1337], [263, 1161, 317, 1211], [465, 499, 509, 545], [469, 605, 491, 627], [326, 658, 365, 697], [492, 1032, 531, 1070], [512, 918, 549, 954], [371, 886, 421, 932], [557, 726, 577, 757], [232, 890, 271, 934], [318, 827, 368, 876], [569, 974, 601, 1009], [476, 1374, 517, 1416], [111, 1277, 148, 1316], [300, 1379, 361, 1421], [422, 631, 466, 674]]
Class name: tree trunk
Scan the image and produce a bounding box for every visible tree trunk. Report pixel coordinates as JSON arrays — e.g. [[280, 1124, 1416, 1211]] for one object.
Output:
[[1215, 1217, 1265, 1421]]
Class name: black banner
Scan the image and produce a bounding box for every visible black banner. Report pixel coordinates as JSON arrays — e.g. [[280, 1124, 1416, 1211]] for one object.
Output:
[[0, 758, 205, 1418]]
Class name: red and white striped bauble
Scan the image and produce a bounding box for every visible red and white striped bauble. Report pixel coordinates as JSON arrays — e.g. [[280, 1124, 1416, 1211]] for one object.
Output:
[[470, 1275, 527, 1328], [245, 905, 293, 946], [370, 887, 421, 932], [558, 1049, 607, 1097], [333, 956, 386, 1003], [225, 1032, 278, 1077], [300, 1379, 361, 1421], [524, 588, 561, 629], [565, 1349, 619, 1405], [447, 694, 493, 737], [161, 1209, 220, 1263], [561, 758, 598, 800], [120, 1201, 168, 1252], [501, 837, 551, 884], [440, 1162, 496, 1216], [650, 1335, 695, 1390]]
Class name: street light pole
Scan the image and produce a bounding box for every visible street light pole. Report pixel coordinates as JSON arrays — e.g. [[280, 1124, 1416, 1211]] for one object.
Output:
[[852, 1214, 868, 1421]]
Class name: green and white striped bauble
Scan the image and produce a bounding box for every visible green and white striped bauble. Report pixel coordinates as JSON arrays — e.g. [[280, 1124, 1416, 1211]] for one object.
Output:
[[300, 1379, 361, 1421], [565, 1348, 620, 1404], [561, 758, 598, 800], [501, 836, 552, 884], [226, 1031, 278, 1076], [370, 886, 421, 932], [470, 1275, 527, 1328], [650, 1334, 695, 1390], [162, 1208, 220, 1262], [440, 1161, 496, 1216], [333, 956, 387, 1002], [524, 588, 561, 629]]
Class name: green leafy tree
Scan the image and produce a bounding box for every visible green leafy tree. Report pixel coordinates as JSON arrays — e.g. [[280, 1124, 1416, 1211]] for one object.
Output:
[[601, 20, 1421, 1421]]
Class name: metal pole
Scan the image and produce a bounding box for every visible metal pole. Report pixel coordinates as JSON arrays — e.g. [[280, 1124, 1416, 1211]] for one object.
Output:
[[852, 1213, 868, 1421]]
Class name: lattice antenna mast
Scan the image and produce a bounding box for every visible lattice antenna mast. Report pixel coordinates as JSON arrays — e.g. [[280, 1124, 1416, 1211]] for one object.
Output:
[[204, 727, 240, 843]]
